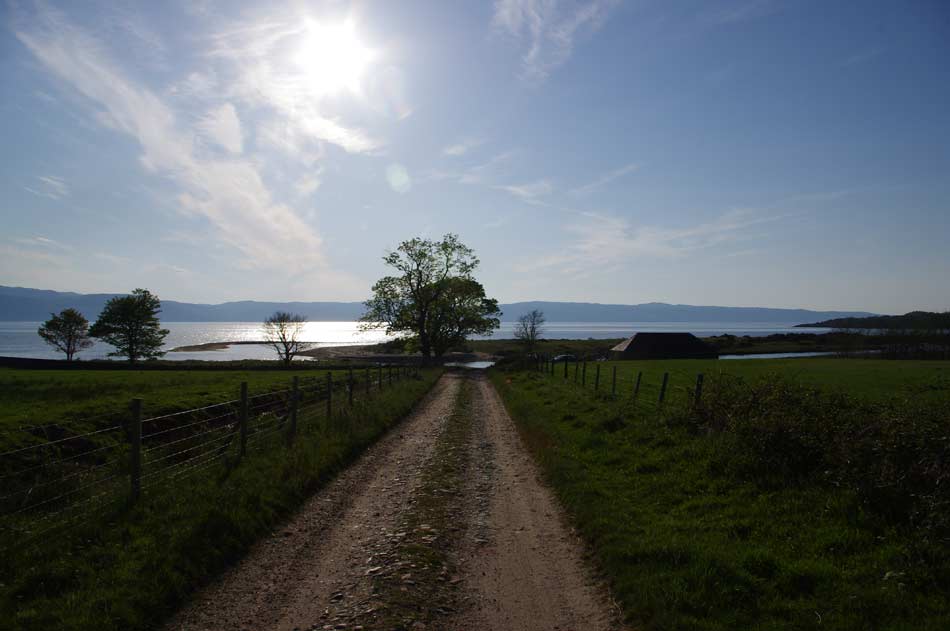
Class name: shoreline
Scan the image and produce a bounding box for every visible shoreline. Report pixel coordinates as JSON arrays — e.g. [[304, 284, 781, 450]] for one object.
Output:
[[166, 333, 878, 361]]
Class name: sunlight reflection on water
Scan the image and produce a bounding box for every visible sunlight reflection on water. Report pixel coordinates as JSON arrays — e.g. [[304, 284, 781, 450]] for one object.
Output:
[[0, 321, 829, 361]]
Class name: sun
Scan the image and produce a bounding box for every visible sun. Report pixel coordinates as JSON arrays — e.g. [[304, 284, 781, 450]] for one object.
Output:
[[294, 19, 375, 96]]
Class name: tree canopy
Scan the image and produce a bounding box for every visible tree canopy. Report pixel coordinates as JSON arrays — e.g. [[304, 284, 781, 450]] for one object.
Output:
[[361, 234, 500, 359], [37, 308, 93, 361], [89, 288, 169, 363]]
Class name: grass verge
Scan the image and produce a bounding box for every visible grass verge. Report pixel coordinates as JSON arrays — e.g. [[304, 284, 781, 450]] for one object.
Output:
[[490, 368, 949, 630], [0, 369, 442, 631]]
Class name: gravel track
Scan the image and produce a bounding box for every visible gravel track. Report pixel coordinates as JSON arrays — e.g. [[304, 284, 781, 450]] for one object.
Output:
[[165, 371, 622, 631]]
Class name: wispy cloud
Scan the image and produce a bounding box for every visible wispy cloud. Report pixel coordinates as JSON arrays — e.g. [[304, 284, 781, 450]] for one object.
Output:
[[15, 5, 333, 278], [205, 15, 383, 155], [443, 137, 485, 157], [495, 178, 553, 203], [198, 103, 243, 154], [701, 0, 780, 26], [295, 169, 323, 198], [422, 150, 517, 185], [13, 235, 72, 250], [571, 162, 641, 195], [25, 175, 69, 200], [493, 0, 620, 82], [518, 208, 783, 275]]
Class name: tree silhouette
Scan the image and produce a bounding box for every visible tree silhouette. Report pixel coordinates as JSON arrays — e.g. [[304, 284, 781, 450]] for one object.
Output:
[[263, 311, 311, 365], [361, 234, 500, 361], [89, 288, 169, 363], [38, 308, 93, 361]]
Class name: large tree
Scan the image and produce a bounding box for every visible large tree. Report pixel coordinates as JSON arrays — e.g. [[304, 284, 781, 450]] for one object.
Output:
[[38, 308, 94, 361], [262, 311, 311, 365], [89, 288, 169, 363], [427, 277, 501, 357], [361, 234, 500, 360]]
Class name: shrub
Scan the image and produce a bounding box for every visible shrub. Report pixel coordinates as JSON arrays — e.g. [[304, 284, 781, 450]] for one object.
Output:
[[668, 375, 950, 539]]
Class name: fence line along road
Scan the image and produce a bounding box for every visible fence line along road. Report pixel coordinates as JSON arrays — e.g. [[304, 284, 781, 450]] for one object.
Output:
[[535, 355, 707, 410], [0, 364, 421, 552]]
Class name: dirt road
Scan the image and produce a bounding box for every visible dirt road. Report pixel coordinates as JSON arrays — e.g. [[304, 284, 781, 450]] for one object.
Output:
[[167, 371, 623, 631]]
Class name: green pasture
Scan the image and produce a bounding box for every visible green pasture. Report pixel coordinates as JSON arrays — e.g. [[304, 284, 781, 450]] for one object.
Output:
[[554, 358, 950, 404]]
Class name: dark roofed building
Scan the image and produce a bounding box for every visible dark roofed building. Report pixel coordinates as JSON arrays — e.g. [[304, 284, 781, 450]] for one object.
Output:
[[609, 332, 718, 360]]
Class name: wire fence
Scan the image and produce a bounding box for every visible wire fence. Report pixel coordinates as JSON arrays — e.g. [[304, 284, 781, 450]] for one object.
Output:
[[533, 356, 709, 413], [0, 364, 420, 552]]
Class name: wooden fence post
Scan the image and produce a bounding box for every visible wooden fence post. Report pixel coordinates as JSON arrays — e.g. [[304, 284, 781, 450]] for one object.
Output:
[[288, 376, 299, 443], [595, 364, 601, 391], [365, 367, 371, 395], [574, 361, 579, 383], [239, 382, 248, 457], [563, 359, 568, 379], [582, 361, 587, 386], [612, 366, 617, 396], [658, 372, 669, 406], [633, 371, 642, 400], [378, 365, 383, 389], [694, 373, 704, 408], [326, 372, 332, 420], [129, 398, 142, 505], [388, 365, 393, 386], [348, 368, 354, 406]]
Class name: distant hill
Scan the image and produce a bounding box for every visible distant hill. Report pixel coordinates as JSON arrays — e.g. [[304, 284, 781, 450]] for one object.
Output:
[[0, 286, 876, 323], [797, 311, 950, 330], [499, 301, 875, 324]]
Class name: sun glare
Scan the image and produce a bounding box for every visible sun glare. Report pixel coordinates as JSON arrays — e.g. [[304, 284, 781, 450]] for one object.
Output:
[[294, 20, 374, 96]]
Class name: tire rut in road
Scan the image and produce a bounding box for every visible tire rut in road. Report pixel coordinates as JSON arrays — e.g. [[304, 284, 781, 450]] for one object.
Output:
[[448, 373, 625, 631]]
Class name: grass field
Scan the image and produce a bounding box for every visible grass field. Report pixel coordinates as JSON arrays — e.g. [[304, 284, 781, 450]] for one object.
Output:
[[0, 367, 368, 429], [554, 357, 950, 404], [1, 367, 442, 631], [492, 358, 950, 630]]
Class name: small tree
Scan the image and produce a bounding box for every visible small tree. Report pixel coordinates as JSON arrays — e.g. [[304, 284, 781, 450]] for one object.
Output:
[[38, 308, 93, 361], [89, 288, 169, 363], [514, 309, 545, 353], [263, 311, 310, 365]]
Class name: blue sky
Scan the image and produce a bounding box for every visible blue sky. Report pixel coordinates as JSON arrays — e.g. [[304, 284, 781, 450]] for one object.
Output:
[[1, 0, 948, 313]]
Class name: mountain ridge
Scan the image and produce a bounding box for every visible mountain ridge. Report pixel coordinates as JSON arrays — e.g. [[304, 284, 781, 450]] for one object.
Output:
[[0, 285, 877, 323]]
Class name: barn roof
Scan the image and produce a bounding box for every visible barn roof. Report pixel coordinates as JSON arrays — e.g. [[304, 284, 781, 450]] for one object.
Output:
[[610, 332, 716, 355]]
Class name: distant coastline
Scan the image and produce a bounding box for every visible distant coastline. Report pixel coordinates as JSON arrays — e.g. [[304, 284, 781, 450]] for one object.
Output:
[[0, 285, 876, 323]]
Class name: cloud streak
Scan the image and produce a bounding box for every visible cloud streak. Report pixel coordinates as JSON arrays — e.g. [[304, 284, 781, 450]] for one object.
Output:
[[25, 175, 70, 200], [571, 162, 641, 195], [519, 208, 783, 275], [493, 0, 620, 82], [495, 178, 553, 203], [15, 5, 330, 277], [205, 15, 383, 155], [701, 0, 780, 26], [443, 137, 485, 157], [198, 103, 243, 154]]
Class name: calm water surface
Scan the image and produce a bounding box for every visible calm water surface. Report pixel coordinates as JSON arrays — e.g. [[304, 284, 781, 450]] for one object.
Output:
[[0, 321, 830, 361]]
